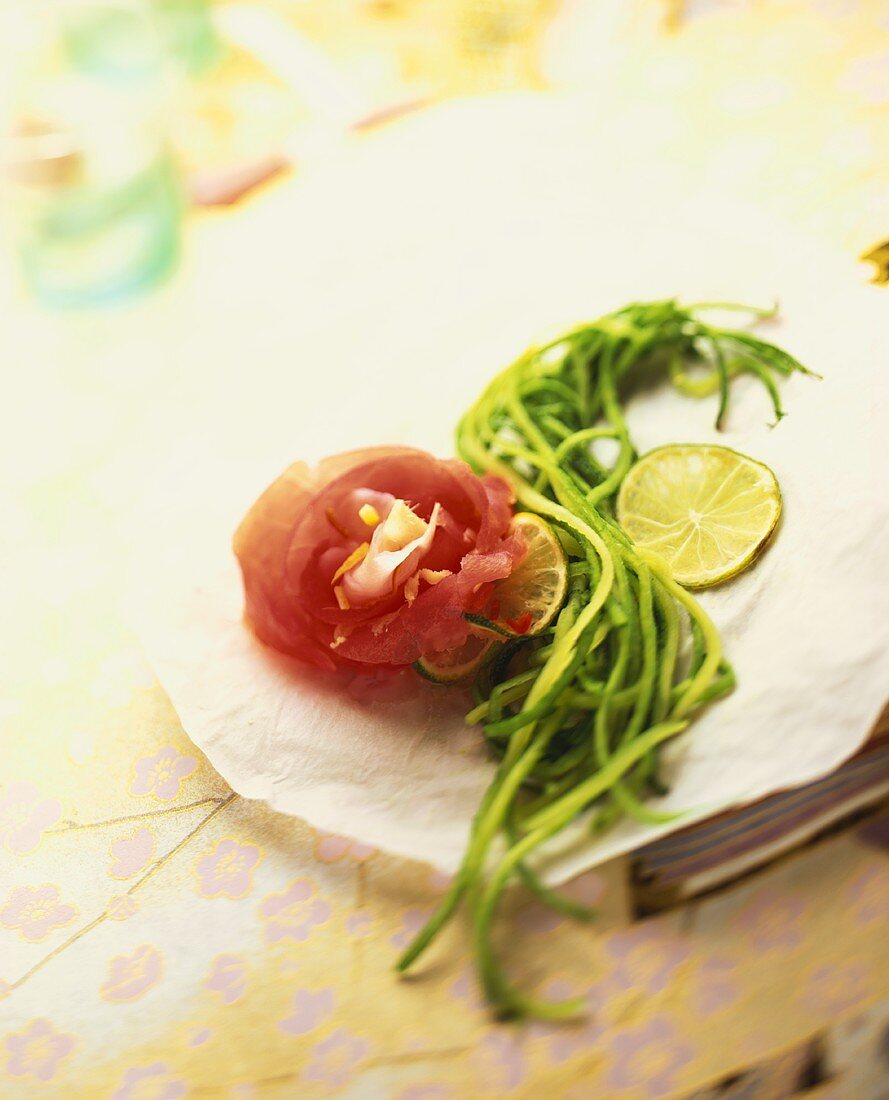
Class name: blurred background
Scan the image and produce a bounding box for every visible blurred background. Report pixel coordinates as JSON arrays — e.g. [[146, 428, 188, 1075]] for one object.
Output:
[[0, 0, 886, 309], [1, 3, 887, 1098]]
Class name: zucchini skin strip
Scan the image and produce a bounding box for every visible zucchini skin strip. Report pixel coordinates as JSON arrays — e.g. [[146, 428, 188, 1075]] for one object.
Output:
[[398, 300, 810, 1017]]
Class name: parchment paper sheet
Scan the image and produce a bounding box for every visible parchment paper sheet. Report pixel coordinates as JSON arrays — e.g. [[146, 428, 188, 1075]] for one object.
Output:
[[133, 98, 889, 880]]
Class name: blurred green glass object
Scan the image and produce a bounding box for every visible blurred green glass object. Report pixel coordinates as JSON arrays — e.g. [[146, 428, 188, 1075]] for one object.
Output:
[[14, 137, 181, 308], [153, 0, 224, 75], [62, 0, 223, 78], [61, 1, 164, 80], [6, 0, 183, 308]]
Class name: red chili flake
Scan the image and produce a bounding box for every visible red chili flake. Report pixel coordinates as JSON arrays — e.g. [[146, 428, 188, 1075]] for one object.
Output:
[[466, 583, 493, 612], [505, 611, 533, 635]]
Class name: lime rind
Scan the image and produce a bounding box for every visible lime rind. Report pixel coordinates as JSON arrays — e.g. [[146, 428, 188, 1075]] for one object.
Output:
[[491, 513, 568, 635], [415, 513, 567, 681], [616, 444, 782, 589], [415, 633, 499, 684]]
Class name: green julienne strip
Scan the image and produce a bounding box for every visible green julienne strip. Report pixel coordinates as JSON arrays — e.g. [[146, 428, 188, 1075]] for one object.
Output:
[[397, 299, 812, 1018]]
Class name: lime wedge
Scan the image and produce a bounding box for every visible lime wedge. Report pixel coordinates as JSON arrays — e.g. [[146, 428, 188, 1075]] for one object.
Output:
[[416, 513, 567, 682], [415, 631, 498, 684], [616, 444, 781, 588], [487, 513, 568, 636]]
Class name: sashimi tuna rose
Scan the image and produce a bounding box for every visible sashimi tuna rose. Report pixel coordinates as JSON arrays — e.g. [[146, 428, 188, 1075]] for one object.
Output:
[[234, 447, 524, 671]]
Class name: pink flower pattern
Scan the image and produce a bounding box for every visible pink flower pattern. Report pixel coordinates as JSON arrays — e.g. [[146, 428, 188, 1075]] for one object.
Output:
[[395, 1087, 453, 1100], [544, 1019, 603, 1066], [0, 884, 78, 942], [345, 909, 377, 939], [692, 954, 740, 1014], [517, 870, 604, 935], [100, 944, 163, 1002], [428, 868, 455, 893], [110, 827, 156, 879], [5, 1019, 76, 1082], [449, 965, 486, 1014], [603, 919, 690, 995], [315, 831, 376, 864], [845, 862, 889, 927], [205, 954, 248, 1005], [196, 839, 261, 900], [472, 1032, 527, 1092], [607, 1016, 694, 1097], [803, 961, 871, 1017], [528, 981, 603, 1065], [516, 900, 564, 936], [390, 906, 434, 950], [107, 896, 139, 921], [736, 888, 807, 952], [259, 879, 331, 944], [130, 746, 197, 800], [111, 1062, 186, 1100], [303, 1029, 369, 1089], [279, 987, 335, 1036], [0, 782, 62, 855]]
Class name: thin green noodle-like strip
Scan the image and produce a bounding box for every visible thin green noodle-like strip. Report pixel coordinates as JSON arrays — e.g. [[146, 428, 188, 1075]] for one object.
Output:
[[474, 720, 689, 1016], [398, 300, 810, 1015]]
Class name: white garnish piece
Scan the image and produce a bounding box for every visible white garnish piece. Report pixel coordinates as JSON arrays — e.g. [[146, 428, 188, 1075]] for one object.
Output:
[[342, 500, 440, 607], [331, 542, 370, 584]]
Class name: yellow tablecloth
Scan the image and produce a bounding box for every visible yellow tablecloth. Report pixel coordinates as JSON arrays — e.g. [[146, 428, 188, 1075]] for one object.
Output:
[[1, 3, 887, 1097]]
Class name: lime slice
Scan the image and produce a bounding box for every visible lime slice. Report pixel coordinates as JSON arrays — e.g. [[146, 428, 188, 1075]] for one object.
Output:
[[487, 513, 568, 636], [415, 631, 498, 684], [616, 444, 781, 588], [416, 513, 567, 682]]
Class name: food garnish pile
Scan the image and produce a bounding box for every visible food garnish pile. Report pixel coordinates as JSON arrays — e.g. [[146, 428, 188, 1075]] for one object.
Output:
[[235, 299, 811, 1018]]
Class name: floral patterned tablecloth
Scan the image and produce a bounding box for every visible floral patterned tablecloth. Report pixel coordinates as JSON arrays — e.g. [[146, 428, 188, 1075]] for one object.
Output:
[[1, 2, 887, 1097]]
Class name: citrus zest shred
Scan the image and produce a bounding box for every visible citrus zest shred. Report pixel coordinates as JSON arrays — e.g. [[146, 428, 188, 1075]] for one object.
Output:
[[325, 507, 351, 538], [403, 574, 420, 605], [333, 585, 350, 610], [359, 503, 381, 527], [331, 542, 370, 585]]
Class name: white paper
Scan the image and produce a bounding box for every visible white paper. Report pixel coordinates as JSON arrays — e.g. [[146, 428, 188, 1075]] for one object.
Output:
[[132, 97, 889, 880]]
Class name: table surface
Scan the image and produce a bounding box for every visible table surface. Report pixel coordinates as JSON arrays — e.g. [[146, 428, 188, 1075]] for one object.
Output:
[[1, 2, 888, 1098]]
